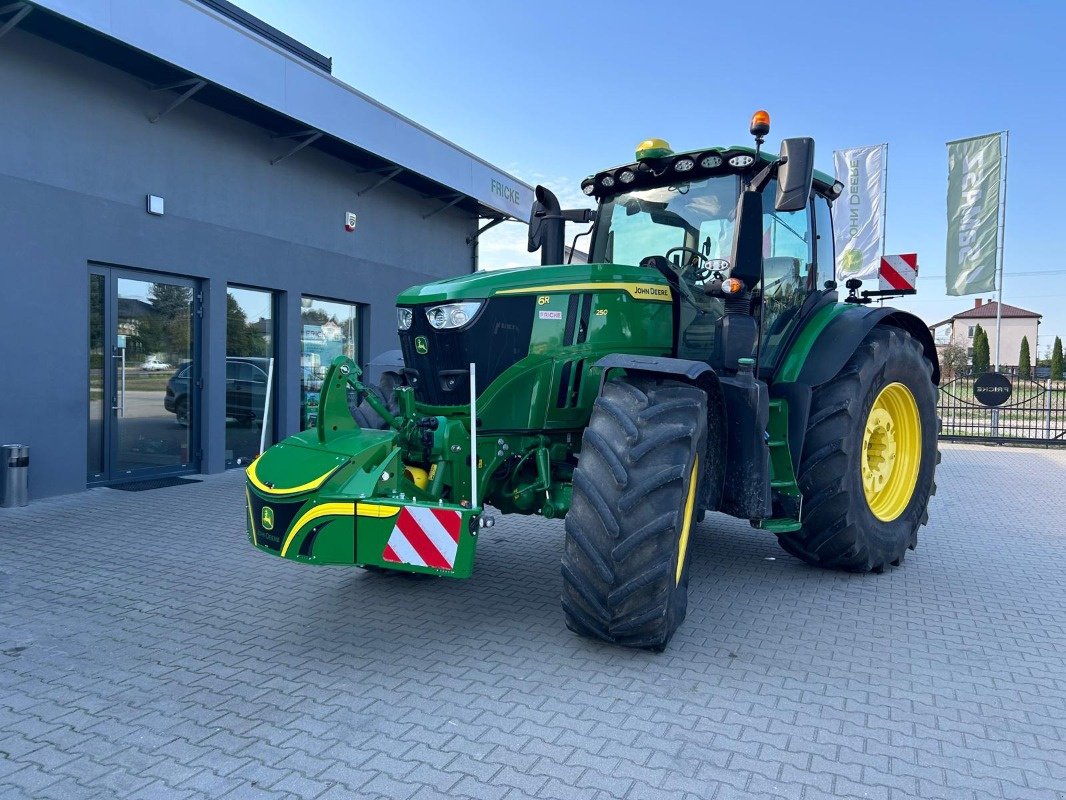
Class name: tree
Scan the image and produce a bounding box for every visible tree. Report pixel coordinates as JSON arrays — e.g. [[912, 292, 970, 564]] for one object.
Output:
[[1018, 336, 1032, 380], [149, 283, 192, 318], [1048, 337, 1066, 384], [940, 342, 968, 380], [226, 292, 269, 357], [972, 324, 990, 375], [141, 283, 192, 362]]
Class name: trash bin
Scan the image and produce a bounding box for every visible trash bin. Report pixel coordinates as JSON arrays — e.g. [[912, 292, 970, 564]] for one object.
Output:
[[1, 444, 29, 508]]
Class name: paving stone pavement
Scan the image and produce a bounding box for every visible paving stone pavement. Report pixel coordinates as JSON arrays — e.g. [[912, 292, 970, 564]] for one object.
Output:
[[1, 443, 1064, 800]]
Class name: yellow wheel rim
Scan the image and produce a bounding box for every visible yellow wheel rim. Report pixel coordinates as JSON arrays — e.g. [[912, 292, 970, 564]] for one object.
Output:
[[862, 382, 921, 522]]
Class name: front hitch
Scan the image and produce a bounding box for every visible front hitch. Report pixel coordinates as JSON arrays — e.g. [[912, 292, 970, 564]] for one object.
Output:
[[315, 356, 403, 444]]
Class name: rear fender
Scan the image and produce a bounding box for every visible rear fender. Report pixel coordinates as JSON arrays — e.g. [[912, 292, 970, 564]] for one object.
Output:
[[593, 354, 725, 512], [772, 307, 940, 471], [789, 307, 940, 387]]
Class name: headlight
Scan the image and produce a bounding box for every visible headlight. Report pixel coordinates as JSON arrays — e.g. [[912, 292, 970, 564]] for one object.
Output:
[[728, 154, 755, 168], [700, 154, 722, 168], [397, 307, 413, 330], [425, 302, 482, 330], [618, 169, 636, 184], [673, 157, 695, 172]]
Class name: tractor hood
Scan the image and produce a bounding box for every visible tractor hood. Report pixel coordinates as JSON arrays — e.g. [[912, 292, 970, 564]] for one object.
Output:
[[395, 262, 674, 407], [396, 262, 667, 305]]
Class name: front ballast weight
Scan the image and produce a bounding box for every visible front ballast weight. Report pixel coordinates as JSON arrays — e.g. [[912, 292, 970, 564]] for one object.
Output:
[[245, 356, 485, 577]]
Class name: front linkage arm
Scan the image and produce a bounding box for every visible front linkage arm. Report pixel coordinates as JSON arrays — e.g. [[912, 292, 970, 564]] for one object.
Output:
[[315, 356, 406, 443]]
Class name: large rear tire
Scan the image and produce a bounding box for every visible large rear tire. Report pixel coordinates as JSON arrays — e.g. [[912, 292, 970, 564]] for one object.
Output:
[[562, 377, 706, 651], [777, 325, 938, 572]]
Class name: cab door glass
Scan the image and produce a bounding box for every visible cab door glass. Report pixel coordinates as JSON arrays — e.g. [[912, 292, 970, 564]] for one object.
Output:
[[815, 196, 835, 282], [759, 182, 813, 365]]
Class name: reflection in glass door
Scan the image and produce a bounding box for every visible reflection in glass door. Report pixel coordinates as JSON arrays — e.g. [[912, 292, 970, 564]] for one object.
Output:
[[88, 274, 105, 481], [226, 286, 275, 467], [88, 268, 200, 483], [300, 296, 360, 430]]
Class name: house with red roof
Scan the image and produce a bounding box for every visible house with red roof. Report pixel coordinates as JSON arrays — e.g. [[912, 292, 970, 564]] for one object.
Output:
[[929, 298, 1041, 369]]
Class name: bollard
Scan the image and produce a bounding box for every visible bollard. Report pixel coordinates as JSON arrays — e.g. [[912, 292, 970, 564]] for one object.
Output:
[[1, 444, 29, 508]]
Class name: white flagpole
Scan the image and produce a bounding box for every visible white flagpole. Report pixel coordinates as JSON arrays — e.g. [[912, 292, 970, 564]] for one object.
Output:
[[993, 131, 1009, 372], [259, 356, 274, 456]]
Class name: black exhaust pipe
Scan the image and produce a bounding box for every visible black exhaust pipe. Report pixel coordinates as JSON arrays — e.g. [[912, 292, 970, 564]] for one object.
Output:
[[527, 185, 565, 266]]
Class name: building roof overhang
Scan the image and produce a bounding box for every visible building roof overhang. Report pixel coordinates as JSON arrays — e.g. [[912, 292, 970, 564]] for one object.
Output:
[[14, 0, 534, 222]]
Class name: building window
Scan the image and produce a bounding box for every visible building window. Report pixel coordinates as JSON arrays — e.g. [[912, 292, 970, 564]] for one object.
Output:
[[968, 325, 976, 337], [226, 287, 275, 467], [301, 296, 360, 430]]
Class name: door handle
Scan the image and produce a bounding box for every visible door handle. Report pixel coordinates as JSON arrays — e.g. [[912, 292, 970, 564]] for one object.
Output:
[[111, 351, 126, 416]]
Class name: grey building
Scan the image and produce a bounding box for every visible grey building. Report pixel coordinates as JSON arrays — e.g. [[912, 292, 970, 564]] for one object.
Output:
[[0, 0, 532, 499]]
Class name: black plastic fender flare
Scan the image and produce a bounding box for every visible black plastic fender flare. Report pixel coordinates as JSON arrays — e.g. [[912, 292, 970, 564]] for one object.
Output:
[[794, 307, 940, 387], [593, 354, 726, 512]]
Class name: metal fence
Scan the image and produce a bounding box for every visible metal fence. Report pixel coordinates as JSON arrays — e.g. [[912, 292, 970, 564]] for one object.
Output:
[[938, 376, 1066, 445]]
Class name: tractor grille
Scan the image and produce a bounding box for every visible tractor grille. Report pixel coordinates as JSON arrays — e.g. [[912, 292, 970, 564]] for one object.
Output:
[[247, 491, 306, 552], [398, 296, 535, 406]]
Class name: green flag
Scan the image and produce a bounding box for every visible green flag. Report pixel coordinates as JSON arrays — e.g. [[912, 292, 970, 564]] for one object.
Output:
[[945, 133, 1002, 296]]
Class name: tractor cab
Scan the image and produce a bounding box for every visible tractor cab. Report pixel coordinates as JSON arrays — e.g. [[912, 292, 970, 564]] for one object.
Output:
[[534, 113, 843, 379]]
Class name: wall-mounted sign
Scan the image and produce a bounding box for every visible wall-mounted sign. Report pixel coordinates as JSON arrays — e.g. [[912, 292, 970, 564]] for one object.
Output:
[[489, 178, 523, 209], [973, 372, 1011, 407]]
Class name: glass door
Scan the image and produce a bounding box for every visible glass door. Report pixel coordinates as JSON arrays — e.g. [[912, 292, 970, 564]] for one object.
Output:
[[88, 267, 200, 484], [225, 286, 276, 467]]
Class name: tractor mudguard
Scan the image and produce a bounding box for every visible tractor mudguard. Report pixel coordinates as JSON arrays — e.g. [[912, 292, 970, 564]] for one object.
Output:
[[791, 307, 940, 387], [772, 306, 940, 472], [594, 354, 719, 394], [593, 354, 726, 514]]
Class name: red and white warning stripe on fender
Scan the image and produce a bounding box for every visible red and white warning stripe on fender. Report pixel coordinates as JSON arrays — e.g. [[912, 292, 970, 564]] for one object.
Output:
[[879, 253, 918, 291], [382, 506, 462, 570]]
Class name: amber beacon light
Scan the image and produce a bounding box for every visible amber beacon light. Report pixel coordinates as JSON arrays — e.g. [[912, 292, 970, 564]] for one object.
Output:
[[750, 110, 771, 137]]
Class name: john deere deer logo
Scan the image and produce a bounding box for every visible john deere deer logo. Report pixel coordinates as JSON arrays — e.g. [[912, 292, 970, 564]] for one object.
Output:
[[415, 336, 429, 355], [261, 506, 274, 531], [840, 248, 863, 275]]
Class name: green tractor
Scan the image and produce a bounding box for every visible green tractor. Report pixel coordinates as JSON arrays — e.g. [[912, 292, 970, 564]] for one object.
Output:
[[246, 113, 939, 650]]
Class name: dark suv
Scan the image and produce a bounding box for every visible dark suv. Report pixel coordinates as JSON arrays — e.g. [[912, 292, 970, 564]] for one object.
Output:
[[165, 357, 271, 426]]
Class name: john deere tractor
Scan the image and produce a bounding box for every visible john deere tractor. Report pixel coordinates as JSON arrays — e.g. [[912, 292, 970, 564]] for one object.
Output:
[[245, 112, 939, 651]]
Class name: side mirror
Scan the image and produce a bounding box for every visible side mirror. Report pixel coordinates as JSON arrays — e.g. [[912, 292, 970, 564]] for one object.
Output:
[[527, 185, 562, 258], [729, 190, 764, 286], [775, 137, 815, 212]]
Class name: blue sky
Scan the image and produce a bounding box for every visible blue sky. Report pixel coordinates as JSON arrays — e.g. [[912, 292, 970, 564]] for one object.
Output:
[[236, 0, 1066, 357]]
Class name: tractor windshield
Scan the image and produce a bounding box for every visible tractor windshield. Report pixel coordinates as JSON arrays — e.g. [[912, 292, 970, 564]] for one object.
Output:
[[589, 173, 818, 368], [589, 176, 741, 269]]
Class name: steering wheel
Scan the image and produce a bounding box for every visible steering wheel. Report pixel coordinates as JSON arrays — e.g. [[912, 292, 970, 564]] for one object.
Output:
[[665, 246, 714, 281]]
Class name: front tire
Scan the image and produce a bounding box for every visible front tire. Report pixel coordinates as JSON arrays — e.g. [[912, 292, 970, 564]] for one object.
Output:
[[777, 325, 938, 572], [562, 377, 707, 651]]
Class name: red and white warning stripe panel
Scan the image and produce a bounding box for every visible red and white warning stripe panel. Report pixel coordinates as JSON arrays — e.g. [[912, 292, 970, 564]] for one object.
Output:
[[382, 505, 462, 570], [879, 253, 918, 291]]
